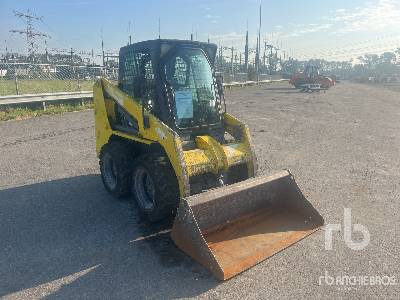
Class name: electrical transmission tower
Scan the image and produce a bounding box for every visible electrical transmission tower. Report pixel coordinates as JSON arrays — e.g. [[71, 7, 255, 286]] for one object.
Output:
[[244, 21, 249, 72], [10, 9, 50, 60]]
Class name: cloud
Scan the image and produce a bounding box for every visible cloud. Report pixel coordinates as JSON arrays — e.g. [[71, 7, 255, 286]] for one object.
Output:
[[204, 14, 220, 24], [272, 0, 400, 40], [329, 0, 400, 33], [211, 0, 400, 61], [204, 14, 220, 20], [291, 23, 333, 36], [272, 23, 334, 39]]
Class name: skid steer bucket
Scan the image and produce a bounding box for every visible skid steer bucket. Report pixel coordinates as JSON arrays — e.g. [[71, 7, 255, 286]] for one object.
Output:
[[171, 170, 324, 280]]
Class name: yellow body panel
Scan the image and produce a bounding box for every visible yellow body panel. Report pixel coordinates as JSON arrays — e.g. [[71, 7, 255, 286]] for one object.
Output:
[[223, 113, 257, 176], [183, 136, 249, 177], [94, 78, 256, 198]]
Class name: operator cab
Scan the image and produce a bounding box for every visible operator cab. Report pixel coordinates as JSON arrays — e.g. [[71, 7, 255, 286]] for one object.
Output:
[[304, 65, 320, 79], [118, 39, 224, 141]]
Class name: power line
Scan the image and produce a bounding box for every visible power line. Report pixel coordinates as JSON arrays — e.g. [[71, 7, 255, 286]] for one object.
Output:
[[10, 9, 50, 61]]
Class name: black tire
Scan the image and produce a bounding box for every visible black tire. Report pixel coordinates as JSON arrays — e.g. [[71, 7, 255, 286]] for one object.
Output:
[[131, 154, 180, 222], [99, 142, 134, 198]]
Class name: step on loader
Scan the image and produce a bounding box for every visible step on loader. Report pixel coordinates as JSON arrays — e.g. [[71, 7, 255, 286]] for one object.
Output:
[[94, 39, 323, 280]]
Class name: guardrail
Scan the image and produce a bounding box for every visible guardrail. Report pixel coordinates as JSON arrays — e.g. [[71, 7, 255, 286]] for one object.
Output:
[[0, 79, 289, 107], [223, 79, 289, 88], [0, 91, 93, 107]]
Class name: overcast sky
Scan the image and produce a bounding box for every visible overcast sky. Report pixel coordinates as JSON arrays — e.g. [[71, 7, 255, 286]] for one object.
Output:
[[1, 0, 400, 61]]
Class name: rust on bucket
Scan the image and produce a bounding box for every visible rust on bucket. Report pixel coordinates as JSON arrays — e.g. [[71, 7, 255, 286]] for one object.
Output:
[[171, 170, 324, 280]]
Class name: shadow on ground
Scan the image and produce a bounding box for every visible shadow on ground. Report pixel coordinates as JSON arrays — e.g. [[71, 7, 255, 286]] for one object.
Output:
[[0, 175, 216, 299]]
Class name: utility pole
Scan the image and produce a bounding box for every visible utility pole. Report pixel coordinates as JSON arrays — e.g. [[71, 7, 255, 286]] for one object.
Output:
[[263, 41, 267, 69], [158, 17, 161, 39], [70, 47, 75, 81], [218, 42, 223, 71], [256, 35, 259, 74], [221, 46, 223, 71], [45, 39, 49, 63], [267, 44, 274, 75], [4, 40, 8, 62], [101, 39, 105, 67], [10, 10, 50, 61], [70, 48, 74, 66], [255, 2, 262, 81], [244, 20, 249, 72], [127, 21, 132, 45], [234, 52, 239, 72], [5, 40, 8, 59], [231, 46, 234, 74], [221, 46, 235, 74]]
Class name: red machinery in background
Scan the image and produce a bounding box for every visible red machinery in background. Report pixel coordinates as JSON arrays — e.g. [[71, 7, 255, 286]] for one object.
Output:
[[290, 65, 335, 90]]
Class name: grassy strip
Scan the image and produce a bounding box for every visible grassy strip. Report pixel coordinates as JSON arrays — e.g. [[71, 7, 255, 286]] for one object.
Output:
[[0, 79, 95, 96], [0, 102, 93, 122]]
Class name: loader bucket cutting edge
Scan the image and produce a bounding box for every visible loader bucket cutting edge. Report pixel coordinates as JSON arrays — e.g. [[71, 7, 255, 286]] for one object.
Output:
[[171, 170, 324, 280]]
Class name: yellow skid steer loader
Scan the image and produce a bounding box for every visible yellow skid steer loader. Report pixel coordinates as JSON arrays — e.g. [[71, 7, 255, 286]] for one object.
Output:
[[94, 39, 323, 280]]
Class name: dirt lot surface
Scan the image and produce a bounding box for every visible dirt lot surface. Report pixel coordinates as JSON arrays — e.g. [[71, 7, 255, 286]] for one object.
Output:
[[1, 82, 399, 299]]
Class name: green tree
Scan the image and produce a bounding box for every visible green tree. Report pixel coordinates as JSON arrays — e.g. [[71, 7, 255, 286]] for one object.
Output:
[[358, 54, 379, 70], [380, 52, 396, 64]]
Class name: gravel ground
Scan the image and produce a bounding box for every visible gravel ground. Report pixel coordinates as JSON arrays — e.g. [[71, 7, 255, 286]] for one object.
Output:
[[0, 82, 399, 299]]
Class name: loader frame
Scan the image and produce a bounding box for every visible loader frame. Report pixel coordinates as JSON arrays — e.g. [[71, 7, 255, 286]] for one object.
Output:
[[94, 78, 257, 199]]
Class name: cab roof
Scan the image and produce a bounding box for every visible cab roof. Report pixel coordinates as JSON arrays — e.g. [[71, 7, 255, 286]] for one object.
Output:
[[119, 39, 218, 66]]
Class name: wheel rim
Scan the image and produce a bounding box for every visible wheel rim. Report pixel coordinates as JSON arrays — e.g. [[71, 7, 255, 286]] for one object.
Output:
[[134, 167, 156, 211], [102, 153, 118, 190]]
